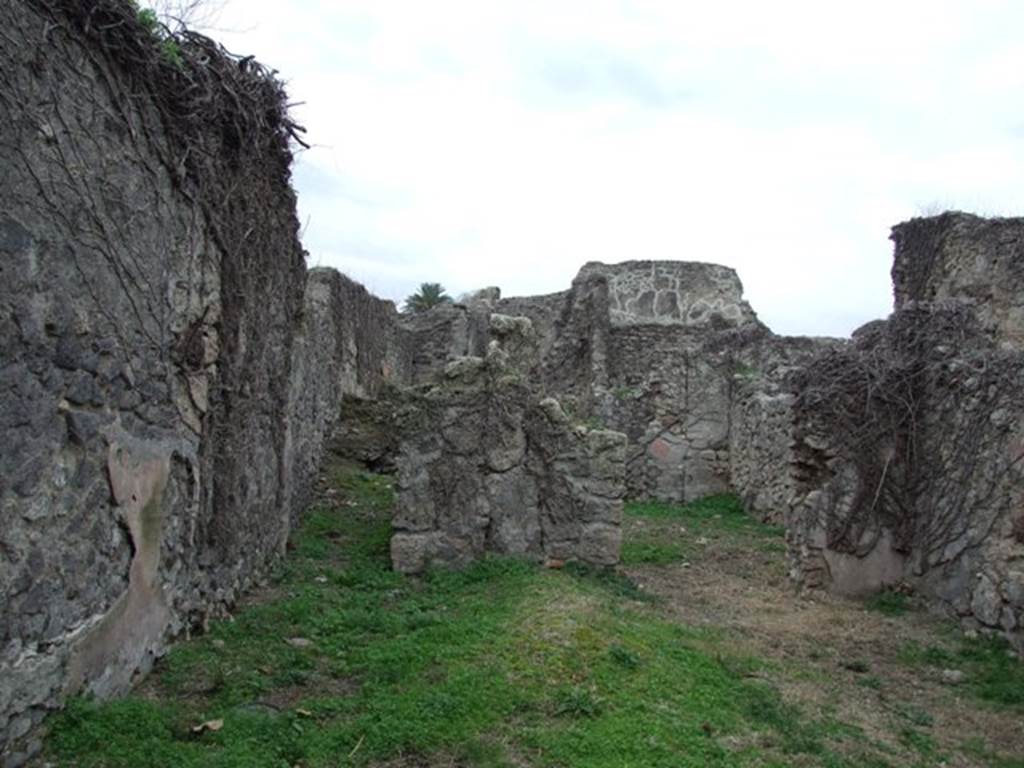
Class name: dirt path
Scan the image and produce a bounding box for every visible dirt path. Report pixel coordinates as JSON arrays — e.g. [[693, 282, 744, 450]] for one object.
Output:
[[623, 514, 1024, 767]]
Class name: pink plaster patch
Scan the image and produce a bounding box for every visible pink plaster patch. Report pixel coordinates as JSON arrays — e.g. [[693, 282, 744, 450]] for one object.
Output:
[[650, 438, 670, 461]]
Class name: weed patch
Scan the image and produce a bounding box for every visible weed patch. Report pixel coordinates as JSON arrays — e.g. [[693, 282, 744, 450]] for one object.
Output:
[[898, 634, 1024, 710], [865, 589, 912, 616], [621, 539, 686, 565]]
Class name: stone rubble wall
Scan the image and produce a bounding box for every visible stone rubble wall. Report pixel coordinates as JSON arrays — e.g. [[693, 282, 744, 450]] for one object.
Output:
[[282, 269, 410, 527], [729, 387, 796, 525], [391, 319, 626, 573], [494, 290, 569, 363], [549, 263, 777, 505], [416, 261, 833, 508], [4, 2, 1021, 747], [601, 325, 739, 502], [405, 238, 1024, 649], [785, 214, 1024, 649], [0, 3, 406, 754], [891, 213, 1024, 349], [578, 260, 761, 327], [728, 336, 847, 524], [398, 301, 490, 384]]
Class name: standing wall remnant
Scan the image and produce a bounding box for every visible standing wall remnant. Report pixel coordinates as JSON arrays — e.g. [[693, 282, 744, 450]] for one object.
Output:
[[391, 317, 626, 573], [786, 214, 1024, 648], [728, 335, 847, 524], [0, 2, 406, 753]]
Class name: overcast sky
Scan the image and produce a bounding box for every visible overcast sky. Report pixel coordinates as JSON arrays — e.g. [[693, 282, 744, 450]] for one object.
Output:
[[207, 0, 1023, 336]]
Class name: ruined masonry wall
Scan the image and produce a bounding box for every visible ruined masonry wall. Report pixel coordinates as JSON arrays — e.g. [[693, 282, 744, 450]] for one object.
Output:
[[4, 3, 1021, 747], [891, 213, 1024, 348], [391, 334, 627, 573], [0, 4, 404, 753], [786, 214, 1024, 649], [728, 335, 847, 524], [578, 260, 760, 327], [602, 325, 737, 502], [283, 269, 410, 527]]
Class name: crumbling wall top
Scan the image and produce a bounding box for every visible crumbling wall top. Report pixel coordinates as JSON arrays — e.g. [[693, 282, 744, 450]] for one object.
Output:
[[891, 212, 1024, 348], [577, 260, 761, 328]]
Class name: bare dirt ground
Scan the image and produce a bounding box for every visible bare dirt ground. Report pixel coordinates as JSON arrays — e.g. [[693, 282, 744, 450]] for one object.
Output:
[[623, 515, 1024, 767]]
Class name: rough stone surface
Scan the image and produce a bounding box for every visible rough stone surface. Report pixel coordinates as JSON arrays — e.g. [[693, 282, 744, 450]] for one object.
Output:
[[0, 4, 403, 753], [385, 229, 1024, 649], [578, 261, 761, 328], [399, 302, 491, 383], [892, 212, 1024, 349], [283, 269, 409, 524], [785, 214, 1024, 649], [391, 318, 626, 573], [488, 262, 789, 504], [728, 335, 847, 523]]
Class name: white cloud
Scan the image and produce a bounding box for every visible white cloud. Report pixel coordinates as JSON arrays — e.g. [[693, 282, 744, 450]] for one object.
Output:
[[207, 0, 1024, 335]]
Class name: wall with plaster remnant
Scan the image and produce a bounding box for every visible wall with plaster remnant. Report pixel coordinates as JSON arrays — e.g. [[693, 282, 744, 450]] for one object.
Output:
[[395, 261, 817, 507], [0, 2, 403, 754]]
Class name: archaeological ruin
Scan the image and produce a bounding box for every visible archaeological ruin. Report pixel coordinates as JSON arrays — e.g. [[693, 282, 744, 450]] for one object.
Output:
[[1, 0, 1022, 758]]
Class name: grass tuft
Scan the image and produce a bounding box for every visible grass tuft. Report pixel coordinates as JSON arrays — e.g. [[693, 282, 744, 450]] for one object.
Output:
[[865, 589, 912, 616]]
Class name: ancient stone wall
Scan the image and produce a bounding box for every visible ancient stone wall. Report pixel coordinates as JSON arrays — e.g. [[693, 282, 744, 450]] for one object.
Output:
[[601, 325, 737, 501], [892, 213, 1024, 348], [399, 302, 490, 383], [0, 3, 403, 753], [5, 5, 1019, 743], [494, 290, 571, 367], [283, 269, 410, 525], [584, 263, 769, 503], [434, 262, 820, 507], [786, 214, 1024, 648], [578, 260, 760, 328], [391, 319, 626, 573], [728, 335, 847, 523]]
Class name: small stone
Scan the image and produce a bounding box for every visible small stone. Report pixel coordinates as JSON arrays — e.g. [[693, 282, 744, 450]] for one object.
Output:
[[941, 669, 966, 685], [65, 410, 101, 446], [191, 718, 224, 734], [212, 639, 225, 649], [286, 637, 313, 649], [65, 371, 102, 406]]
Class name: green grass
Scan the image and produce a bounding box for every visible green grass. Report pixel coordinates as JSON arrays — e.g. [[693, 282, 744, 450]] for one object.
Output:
[[898, 634, 1024, 710], [624, 494, 787, 557], [42, 470, 1004, 768], [961, 736, 1024, 768], [865, 589, 912, 616], [620, 539, 686, 565]]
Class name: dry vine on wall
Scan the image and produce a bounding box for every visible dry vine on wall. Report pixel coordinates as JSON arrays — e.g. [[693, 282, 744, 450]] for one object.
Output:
[[792, 303, 1024, 565]]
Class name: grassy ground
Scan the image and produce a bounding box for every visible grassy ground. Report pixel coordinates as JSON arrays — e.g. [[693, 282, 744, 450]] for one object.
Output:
[[42, 463, 1024, 767]]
